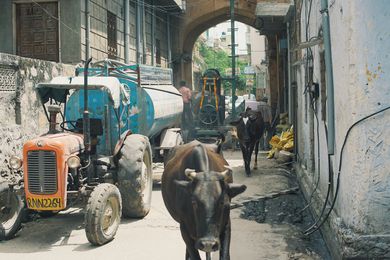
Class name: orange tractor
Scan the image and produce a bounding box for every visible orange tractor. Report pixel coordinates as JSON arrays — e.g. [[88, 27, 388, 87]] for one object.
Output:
[[0, 59, 183, 245]]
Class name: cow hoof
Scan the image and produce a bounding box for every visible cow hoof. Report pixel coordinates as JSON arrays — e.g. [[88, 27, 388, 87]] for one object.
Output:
[[253, 166, 258, 170], [246, 173, 252, 177]]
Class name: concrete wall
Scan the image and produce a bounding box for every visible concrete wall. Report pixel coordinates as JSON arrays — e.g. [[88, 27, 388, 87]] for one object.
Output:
[[60, 0, 81, 64], [294, 0, 390, 258], [0, 53, 73, 178], [249, 28, 266, 66]]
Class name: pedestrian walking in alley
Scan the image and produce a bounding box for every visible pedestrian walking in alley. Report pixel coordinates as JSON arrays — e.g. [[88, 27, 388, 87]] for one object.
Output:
[[178, 80, 194, 140]]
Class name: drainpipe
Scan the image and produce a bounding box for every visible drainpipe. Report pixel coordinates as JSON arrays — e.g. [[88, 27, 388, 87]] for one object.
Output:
[[287, 22, 292, 124], [230, 0, 237, 118], [124, 0, 130, 63], [85, 0, 90, 60], [142, 1, 147, 64], [151, 0, 155, 66], [167, 14, 172, 68], [321, 0, 335, 155], [136, 0, 143, 63]]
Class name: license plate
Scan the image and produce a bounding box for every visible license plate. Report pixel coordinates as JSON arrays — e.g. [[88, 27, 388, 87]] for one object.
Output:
[[26, 197, 63, 210]]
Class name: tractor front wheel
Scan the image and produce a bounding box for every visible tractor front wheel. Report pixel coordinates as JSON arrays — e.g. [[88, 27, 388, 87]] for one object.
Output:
[[37, 210, 59, 218], [85, 183, 122, 246], [0, 182, 23, 241]]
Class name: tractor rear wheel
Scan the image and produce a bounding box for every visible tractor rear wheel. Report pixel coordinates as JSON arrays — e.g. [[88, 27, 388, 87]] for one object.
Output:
[[117, 134, 153, 218], [85, 183, 122, 246], [0, 182, 23, 241]]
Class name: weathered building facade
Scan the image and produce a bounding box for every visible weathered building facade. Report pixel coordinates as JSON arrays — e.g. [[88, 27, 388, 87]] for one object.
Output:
[[0, 0, 181, 66], [291, 0, 390, 258]]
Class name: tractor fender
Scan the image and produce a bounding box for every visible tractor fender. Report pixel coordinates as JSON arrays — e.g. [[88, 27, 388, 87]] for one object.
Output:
[[159, 128, 183, 150], [113, 130, 132, 158]]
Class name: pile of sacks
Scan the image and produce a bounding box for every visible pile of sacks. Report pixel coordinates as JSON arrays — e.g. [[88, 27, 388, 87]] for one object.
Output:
[[267, 126, 294, 159]]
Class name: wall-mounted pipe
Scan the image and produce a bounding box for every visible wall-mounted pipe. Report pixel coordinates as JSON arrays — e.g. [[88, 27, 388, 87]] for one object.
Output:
[[287, 22, 292, 124], [166, 14, 171, 68], [124, 0, 130, 63], [85, 0, 90, 61], [321, 0, 335, 155], [136, 0, 143, 63], [230, 0, 237, 118], [151, 0, 155, 66]]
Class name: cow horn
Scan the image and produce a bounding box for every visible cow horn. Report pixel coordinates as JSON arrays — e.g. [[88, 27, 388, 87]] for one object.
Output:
[[185, 168, 197, 180], [224, 165, 232, 171], [220, 170, 229, 178]]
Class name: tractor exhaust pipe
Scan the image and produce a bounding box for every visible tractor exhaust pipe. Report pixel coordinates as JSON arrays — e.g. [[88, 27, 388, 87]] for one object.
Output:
[[83, 57, 93, 161]]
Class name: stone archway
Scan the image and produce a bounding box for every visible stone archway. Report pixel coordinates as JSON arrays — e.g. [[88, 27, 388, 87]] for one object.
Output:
[[170, 0, 292, 116], [172, 0, 258, 88]]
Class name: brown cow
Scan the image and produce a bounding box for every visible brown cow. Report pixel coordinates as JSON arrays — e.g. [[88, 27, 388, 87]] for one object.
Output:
[[162, 141, 246, 260]]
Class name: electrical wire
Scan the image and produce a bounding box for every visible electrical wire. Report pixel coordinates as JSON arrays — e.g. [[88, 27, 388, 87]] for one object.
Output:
[[303, 112, 333, 234], [297, 90, 321, 215], [304, 105, 390, 235], [299, 0, 335, 233]]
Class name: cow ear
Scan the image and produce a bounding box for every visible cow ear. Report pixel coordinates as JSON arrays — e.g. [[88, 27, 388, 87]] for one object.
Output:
[[229, 119, 240, 126], [227, 184, 247, 198], [174, 180, 190, 190]]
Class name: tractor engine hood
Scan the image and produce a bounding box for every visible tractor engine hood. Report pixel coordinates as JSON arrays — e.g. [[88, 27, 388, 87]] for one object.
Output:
[[22, 133, 84, 212], [23, 133, 84, 156]]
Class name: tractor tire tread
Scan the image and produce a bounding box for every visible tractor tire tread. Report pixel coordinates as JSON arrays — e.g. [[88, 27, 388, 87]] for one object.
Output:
[[85, 183, 122, 246], [117, 134, 153, 218]]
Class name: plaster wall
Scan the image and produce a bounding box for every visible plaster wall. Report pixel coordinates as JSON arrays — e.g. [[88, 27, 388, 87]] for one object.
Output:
[[295, 0, 390, 257], [249, 28, 266, 66], [59, 0, 81, 64], [0, 53, 73, 178]]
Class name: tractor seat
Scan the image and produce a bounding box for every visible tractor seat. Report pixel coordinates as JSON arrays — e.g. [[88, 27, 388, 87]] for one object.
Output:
[[75, 118, 103, 136]]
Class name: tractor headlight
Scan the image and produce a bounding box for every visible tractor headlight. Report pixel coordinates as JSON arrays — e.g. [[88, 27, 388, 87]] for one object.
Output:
[[9, 156, 22, 170], [67, 155, 81, 169]]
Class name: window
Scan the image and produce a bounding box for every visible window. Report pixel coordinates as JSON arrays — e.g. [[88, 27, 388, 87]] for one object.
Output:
[[16, 2, 59, 62], [107, 11, 117, 59], [155, 39, 161, 65]]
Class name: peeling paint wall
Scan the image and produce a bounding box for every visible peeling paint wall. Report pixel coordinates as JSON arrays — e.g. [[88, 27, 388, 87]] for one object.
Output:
[[295, 0, 390, 258], [0, 53, 73, 179]]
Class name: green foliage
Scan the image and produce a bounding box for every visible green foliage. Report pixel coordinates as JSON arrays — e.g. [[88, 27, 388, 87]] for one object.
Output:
[[196, 40, 249, 93]]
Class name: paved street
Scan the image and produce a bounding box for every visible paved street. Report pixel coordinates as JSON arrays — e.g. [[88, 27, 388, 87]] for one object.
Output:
[[0, 150, 329, 260]]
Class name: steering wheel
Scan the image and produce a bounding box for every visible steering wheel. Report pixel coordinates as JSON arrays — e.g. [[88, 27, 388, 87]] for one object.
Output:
[[199, 104, 218, 125], [60, 120, 81, 133]]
